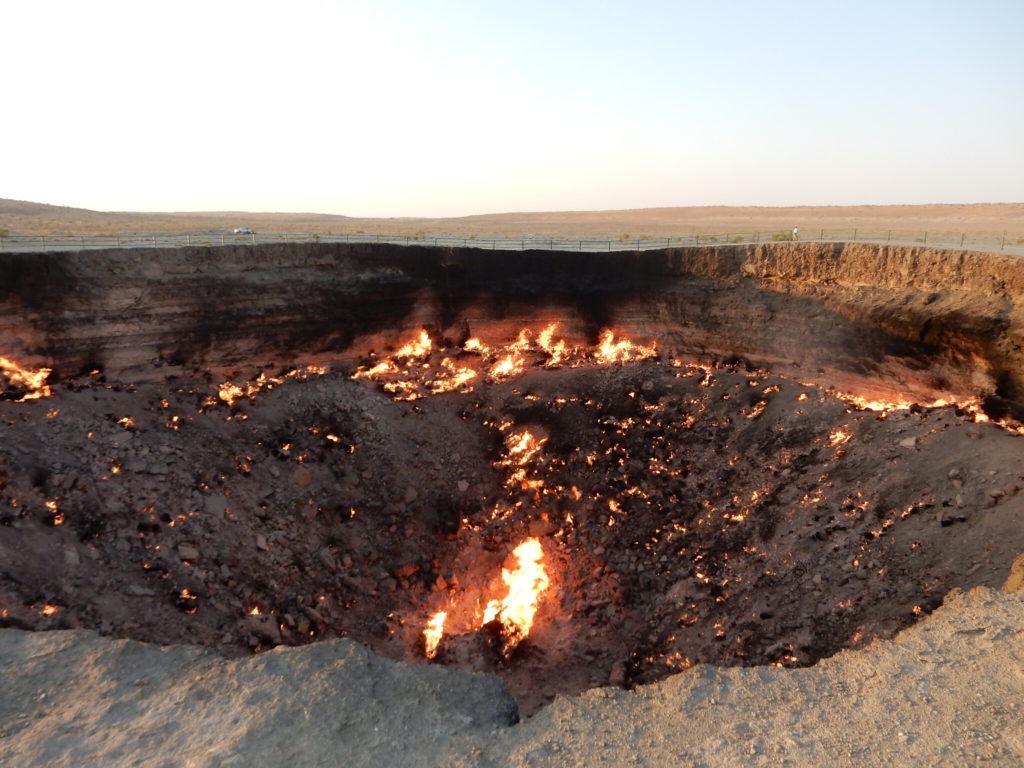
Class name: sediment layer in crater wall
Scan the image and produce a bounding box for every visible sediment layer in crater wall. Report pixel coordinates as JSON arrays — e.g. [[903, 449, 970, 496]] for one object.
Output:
[[2, 242, 1022, 412]]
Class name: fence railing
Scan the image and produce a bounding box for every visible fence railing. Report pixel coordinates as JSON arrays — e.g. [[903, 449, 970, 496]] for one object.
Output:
[[0, 230, 1021, 254]]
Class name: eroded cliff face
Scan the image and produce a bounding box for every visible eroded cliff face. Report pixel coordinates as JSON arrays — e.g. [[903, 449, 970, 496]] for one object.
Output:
[[2, 241, 1022, 413], [4, 242, 1024, 751]]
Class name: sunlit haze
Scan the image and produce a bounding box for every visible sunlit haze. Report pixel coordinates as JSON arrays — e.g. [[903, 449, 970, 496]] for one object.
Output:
[[4, 0, 1022, 217]]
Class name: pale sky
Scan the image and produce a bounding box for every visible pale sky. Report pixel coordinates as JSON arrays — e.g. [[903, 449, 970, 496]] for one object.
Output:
[[3, 1, 1022, 217]]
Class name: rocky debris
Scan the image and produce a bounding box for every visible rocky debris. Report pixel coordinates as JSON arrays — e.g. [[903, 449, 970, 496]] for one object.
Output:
[[2, 358, 1024, 717], [1, 587, 1021, 767]]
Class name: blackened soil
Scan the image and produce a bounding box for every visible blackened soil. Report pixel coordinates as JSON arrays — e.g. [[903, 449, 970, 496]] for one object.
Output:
[[2, 360, 1024, 716]]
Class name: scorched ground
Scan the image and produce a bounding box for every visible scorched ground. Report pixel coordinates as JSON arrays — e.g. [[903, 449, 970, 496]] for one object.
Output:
[[2, 328, 1024, 716]]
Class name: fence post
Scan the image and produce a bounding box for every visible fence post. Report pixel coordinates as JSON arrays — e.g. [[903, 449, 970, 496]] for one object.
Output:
[[852, 228, 857, 241], [923, 231, 927, 245], [887, 230, 891, 242], [39, 235, 44, 249], [960, 233, 965, 248]]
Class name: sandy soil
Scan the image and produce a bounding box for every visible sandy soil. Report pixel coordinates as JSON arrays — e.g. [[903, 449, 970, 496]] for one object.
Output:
[[2, 585, 1022, 767], [2, 198, 1022, 237]]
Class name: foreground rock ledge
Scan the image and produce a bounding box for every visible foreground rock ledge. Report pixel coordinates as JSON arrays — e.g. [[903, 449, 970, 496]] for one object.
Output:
[[2, 587, 1022, 767]]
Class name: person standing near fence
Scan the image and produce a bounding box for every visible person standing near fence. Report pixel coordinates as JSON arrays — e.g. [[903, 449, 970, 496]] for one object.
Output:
[[792, 226, 799, 241]]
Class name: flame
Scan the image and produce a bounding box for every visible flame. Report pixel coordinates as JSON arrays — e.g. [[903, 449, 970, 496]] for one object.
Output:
[[423, 610, 447, 658], [594, 330, 657, 364], [536, 323, 568, 366], [353, 325, 657, 399], [463, 337, 487, 354], [482, 538, 550, 654], [829, 428, 852, 445], [218, 381, 251, 405], [505, 429, 546, 464], [355, 360, 399, 378], [499, 429, 547, 491], [427, 357, 477, 394], [393, 329, 432, 359], [489, 352, 525, 379], [0, 356, 52, 401], [219, 367, 328, 405]]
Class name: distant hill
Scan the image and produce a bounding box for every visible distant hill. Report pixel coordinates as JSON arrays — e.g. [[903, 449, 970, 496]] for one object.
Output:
[[1, 198, 1021, 237], [0, 199, 361, 235]]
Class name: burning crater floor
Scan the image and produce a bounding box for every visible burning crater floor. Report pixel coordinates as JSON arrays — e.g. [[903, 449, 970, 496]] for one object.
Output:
[[3, 332, 1024, 718]]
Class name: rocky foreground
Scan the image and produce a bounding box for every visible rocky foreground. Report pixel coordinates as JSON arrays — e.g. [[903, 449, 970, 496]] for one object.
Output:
[[2, 586, 1022, 768]]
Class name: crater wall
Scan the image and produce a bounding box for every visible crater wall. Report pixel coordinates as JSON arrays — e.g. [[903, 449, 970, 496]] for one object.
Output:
[[3, 241, 1022, 412]]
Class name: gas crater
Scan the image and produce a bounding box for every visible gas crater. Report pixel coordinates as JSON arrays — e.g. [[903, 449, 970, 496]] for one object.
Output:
[[2, 241, 1024, 718]]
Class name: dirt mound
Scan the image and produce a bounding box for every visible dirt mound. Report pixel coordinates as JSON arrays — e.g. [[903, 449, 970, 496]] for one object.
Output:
[[2, 586, 1022, 767]]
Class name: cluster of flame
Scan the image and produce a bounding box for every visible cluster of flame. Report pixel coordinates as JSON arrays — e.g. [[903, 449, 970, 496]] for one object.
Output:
[[0, 357, 52, 401], [481, 538, 550, 646], [423, 537, 550, 660], [354, 324, 657, 401], [217, 365, 328, 406], [422, 415, 557, 659]]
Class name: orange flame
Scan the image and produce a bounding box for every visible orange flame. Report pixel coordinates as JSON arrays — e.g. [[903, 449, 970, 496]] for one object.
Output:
[[218, 367, 328, 405], [500, 429, 547, 491], [594, 330, 657, 364], [463, 337, 488, 354], [423, 610, 447, 658], [354, 326, 657, 398], [0, 356, 52, 401], [536, 324, 568, 366], [394, 329, 432, 359], [482, 537, 550, 654], [427, 357, 477, 394], [489, 352, 525, 379]]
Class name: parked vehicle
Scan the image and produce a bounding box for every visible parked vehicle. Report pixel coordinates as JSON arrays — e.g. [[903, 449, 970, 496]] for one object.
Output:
[[233, 227, 254, 235]]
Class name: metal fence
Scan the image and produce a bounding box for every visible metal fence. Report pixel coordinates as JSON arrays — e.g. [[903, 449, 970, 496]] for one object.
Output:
[[1, 229, 1021, 254]]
